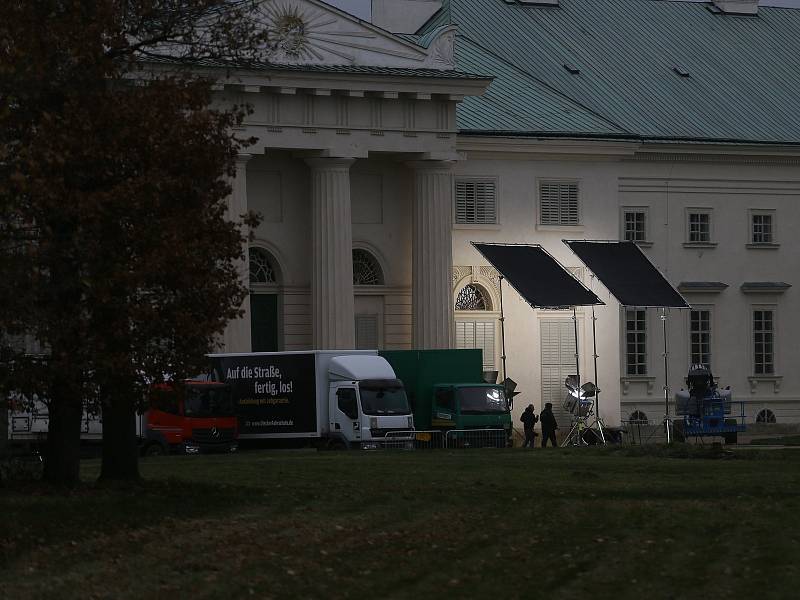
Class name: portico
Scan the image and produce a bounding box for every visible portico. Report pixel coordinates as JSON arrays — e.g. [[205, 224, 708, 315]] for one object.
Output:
[[212, 0, 491, 352]]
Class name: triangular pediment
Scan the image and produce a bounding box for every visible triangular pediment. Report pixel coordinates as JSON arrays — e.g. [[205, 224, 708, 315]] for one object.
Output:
[[252, 0, 455, 70]]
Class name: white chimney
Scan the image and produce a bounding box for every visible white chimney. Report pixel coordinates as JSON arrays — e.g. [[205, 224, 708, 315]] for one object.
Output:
[[712, 0, 759, 15], [371, 0, 443, 34]]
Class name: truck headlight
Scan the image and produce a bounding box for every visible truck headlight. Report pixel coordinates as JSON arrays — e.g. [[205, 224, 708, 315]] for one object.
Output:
[[370, 417, 378, 429]]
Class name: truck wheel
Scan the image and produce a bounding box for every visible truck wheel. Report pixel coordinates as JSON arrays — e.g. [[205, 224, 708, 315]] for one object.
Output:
[[143, 442, 166, 457], [327, 439, 348, 451], [724, 419, 738, 445]]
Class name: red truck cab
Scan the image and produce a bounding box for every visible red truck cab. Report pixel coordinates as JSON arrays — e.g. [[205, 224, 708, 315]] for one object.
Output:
[[140, 380, 238, 455]]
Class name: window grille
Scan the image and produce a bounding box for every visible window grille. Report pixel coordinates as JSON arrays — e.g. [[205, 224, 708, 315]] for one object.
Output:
[[756, 408, 777, 424], [352, 249, 384, 285], [540, 181, 579, 226], [456, 321, 495, 370], [249, 247, 277, 284], [455, 284, 490, 311], [753, 310, 774, 374], [623, 210, 646, 242], [752, 214, 773, 244], [455, 180, 496, 224], [625, 309, 647, 375], [628, 410, 649, 424], [688, 212, 711, 243], [690, 309, 711, 369]]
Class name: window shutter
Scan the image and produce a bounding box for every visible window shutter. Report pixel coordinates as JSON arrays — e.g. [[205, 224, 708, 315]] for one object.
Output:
[[455, 180, 496, 224], [456, 320, 495, 369], [355, 314, 379, 349], [540, 181, 579, 225]]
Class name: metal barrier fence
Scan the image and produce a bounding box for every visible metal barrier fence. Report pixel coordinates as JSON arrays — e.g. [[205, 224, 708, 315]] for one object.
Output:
[[383, 430, 444, 450], [621, 402, 800, 445], [382, 429, 508, 450], [444, 428, 508, 449]]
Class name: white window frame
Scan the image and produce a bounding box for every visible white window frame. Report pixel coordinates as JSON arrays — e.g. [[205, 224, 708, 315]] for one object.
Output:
[[688, 307, 713, 370], [684, 207, 715, 246], [538, 179, 581, 227], [747, 208, 778, 248], [624, 308, 648, 376], [621, 206, 650, 245], [751, 306, 777, 376], [454, 177, 499, 227]]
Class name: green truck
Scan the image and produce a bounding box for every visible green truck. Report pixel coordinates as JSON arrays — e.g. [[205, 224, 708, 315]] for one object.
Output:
[[379, 349, 512, 446]]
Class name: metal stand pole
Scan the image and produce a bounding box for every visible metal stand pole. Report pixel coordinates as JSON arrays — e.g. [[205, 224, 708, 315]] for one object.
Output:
[[498, 275, 508, 386], [662, 308, 672, 444], [572, 306, 582, 446], [591, 304, 606, 444], [573, 307, 580, 393]]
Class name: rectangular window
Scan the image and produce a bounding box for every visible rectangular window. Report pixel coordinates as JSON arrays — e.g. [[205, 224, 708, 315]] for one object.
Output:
[[753, 310, 775, 375], [625, 309, 647, 375], [456, 321, 495, 370], [623, 210, 647, 242], [455, 179, 496, 224], [751, 213, 774, 244], [540, 181, 579, 226], [688, 211, 711, 243], [690, 309, 711, 369]]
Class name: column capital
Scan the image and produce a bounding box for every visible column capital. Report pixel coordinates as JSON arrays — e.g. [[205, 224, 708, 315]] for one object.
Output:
[[235, 153, 254, 166], [304, 157, 356, 171], [406, 159, 456, 172]]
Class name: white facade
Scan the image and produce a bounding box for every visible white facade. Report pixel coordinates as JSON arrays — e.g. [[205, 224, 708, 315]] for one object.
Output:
[[217, 0, 800, 429]]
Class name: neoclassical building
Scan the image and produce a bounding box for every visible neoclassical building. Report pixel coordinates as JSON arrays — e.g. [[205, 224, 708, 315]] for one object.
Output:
[[218, 0, 800, 428]]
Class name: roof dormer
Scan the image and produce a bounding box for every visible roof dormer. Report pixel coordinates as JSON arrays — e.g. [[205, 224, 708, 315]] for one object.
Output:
[[711, 1, 759, 16]]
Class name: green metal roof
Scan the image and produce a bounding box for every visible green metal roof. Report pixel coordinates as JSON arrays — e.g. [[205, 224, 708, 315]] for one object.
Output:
[[423, 0, 800, 143]]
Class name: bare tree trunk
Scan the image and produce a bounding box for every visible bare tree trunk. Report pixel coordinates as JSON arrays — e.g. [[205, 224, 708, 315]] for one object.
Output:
[[42, 390, 83, 486], [99, 394, 140, 482], [1, 394, 8, 458]]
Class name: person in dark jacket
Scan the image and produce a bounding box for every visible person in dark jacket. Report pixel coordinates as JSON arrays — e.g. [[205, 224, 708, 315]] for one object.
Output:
[[520, 404, 538, 448], [540, 402, 558, 448]]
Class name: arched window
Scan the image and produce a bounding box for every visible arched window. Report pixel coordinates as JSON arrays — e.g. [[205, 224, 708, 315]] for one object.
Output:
[[249, 247, 278, 284], [352, 249, 384, 285], [756, 409, 777, 424], [628, 410, 649, 424], [455, 284, 491, 311]]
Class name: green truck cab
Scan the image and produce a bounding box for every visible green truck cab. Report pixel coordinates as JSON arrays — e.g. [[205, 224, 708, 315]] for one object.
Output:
[[379, 349, 511, 444]]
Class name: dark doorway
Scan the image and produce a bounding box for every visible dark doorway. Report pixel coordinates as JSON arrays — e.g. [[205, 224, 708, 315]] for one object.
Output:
[[251, 294, 278, 352]]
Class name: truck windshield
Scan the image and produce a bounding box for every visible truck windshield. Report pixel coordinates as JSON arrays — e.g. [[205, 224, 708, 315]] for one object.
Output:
[[359, 379, 411, 416], [458, 387, 508, 414], [183, 386, 234, 418]]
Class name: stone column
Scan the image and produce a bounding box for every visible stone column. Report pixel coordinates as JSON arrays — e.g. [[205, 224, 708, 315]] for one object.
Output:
[[222, 154, 253, 352], [408, 161, 455, 349], [306, 157, 356, 349]]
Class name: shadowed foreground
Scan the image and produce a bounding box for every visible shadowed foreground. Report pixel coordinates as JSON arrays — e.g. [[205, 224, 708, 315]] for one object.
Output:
[[2, 447, 799, 599]]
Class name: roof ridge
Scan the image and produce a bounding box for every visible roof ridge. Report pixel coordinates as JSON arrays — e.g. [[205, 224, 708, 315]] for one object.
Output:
[[457, 35, 631, 135]]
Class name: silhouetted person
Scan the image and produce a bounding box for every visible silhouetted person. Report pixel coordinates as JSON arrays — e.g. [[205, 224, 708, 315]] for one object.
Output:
[[520, 404, 538, 448], [540, 402, 558, 447]]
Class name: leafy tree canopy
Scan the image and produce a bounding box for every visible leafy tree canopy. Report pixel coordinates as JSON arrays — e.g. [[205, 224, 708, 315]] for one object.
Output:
[[0, 1, 269, 484]]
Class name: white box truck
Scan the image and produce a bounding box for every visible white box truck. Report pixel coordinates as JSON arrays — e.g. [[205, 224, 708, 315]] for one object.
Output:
[[208, 351, 414, 449]]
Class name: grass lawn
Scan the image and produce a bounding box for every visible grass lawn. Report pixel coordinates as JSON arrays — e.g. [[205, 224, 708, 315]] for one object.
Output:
[[2, 446, 800, 599]]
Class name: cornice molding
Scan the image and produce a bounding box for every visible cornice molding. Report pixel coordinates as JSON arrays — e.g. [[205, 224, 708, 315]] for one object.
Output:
[[455, 135, 800, 164]]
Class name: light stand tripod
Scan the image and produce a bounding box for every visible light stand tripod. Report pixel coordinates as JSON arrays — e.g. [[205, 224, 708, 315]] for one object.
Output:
[[561, 307, 589, 447], [585, 302, 607, 443], [661, 307, 673, 444]]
